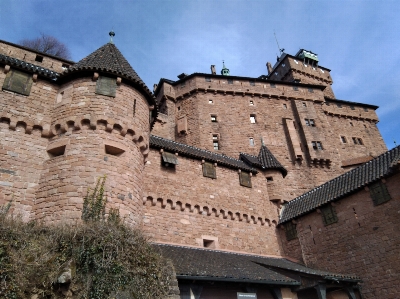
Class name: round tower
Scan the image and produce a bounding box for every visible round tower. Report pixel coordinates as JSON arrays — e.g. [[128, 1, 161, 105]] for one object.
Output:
[[34, 35, 157, 225]]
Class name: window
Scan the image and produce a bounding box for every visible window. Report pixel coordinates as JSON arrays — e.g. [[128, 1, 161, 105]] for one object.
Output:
[[266, 177, 273, 182], [321, 205, 338, 226], [180, 82, 186, 88], [228, 79, 233, 84], [47, 145, 66, 158], [341, 136, 347, 143], [283, 104, 287, 109], [35, 55, 43, 62], [62, 63, 70, 70], [308, 88, 314, 93], [250, 115, 256, 123], [312, 141, 323, 150], [95, 76, 117, 97], [293, 86, 299, 91], [285, 222, 297, 241], [211, 115, 217, 122], [177, 106, 181, 111], [350, 122, 353, 126], [213, 135, 219, 150], [239, 171, 252, 188], [105, 144, 125, 157], [209, 99, 213, 104], [249, 138, 254, 146], [249, 100, 254, 106], [337, 103, 342, 108], [202, 162, 216, 179], [161, 151, 178, 167], [270, 83, 276, 88], [304, 119, 315, 127], [249, 80, 255, 86], [302, 102, 307, 107], [357, 138, 363, 145], [203, 239, 216, 248], [350, 105, 355, 110], [370, 181, 391, 206], [2, 69, 33, 96], [363, 107, 369, 112], [205, 77, 211, 82]]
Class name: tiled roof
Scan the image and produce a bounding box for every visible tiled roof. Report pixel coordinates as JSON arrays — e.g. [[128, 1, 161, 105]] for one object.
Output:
[[154, 244, 360, 283], [63, 43, 155, 105], [240, 145, 287, 177], [325, 97, 379, 109], [280, 146, 400, 224], [0, 53, 60, 80], [150, 135, 257, 173]]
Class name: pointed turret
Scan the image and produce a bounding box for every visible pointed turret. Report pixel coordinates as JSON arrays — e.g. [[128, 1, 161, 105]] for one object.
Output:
[[220, 60, 230, 76]]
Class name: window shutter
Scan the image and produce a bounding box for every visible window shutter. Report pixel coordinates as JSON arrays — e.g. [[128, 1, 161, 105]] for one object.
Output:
[[370, 182, 391, 206], [285, 222, 297, 241], [202, 162, 216, 179], [162, 152, 178, 165], [239, 171, 252, 188], [2, 70, 33, 96], [96, 76, 117, 97], [321, 205, 338, 226]]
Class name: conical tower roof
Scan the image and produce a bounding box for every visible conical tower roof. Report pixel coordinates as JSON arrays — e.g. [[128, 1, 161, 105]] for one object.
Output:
[[61, 42, 156, 108]]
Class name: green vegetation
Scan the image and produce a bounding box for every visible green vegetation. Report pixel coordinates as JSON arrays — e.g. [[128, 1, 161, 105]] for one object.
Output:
[[0, 177, 174, 298]]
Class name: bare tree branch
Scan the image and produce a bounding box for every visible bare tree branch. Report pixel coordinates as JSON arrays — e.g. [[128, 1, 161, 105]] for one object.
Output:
[[19, 33, 71, 60]]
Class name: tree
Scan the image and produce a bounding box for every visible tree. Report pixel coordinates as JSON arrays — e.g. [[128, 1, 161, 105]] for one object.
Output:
[[19, 33, 71, 60]]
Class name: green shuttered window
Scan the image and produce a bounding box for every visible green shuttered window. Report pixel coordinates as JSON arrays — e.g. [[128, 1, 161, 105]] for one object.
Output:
[[321, 205, 338, 226], [202, 162, 216, 179], [161, 152, 178, 167], [370, 182, 391, 206], [95, 76, 117, 97], [285, 222, 297, 241], [2, 70, 33, 96], [239, 171, 252, 188]]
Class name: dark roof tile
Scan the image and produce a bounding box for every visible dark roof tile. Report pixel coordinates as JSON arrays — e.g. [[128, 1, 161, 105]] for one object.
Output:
[[280, 146, 400, 223], [150, 135, 257, 173], [240, 145, 287, 176]]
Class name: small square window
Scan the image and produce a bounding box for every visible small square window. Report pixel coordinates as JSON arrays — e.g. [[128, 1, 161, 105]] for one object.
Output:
[[205, 77, 211, 82], [305, 119, 310, 126], [249, 100, 254, 106], [209, 99, 213, 104], [358, 138, 363, 145], [266, 177, 273, 182], [370, 182, 391, 206], [203, 162, 216, 179], [283, 104, 287, 109], [177, 106, 181, 111], [250, 115, 256, 123], [35, 55, 43, 62], [341, 136, 347, 143], [350, 122, 353, 126], [270, 83, 276, 88], [312, 141, 323, 150], [249, 138, 254, 146], [211, 115, 217, 122], [239, 171, 252, 188], [203, 239, 216, 248], [309, 119, 315, 127], [308, 88, 314, 93], [321, 205, 338, 226], [213, 141, 219, 150], [285, 222, 297, 241], [249, 80, 255, 86], [293, 86, 299, 91], [352, 137, 358, 144], [228, 79, 233, 84], [302, 102, 307, 107]]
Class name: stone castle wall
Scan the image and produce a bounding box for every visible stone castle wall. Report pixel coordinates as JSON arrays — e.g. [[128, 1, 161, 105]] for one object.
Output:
[[278, 172, 400, 299]]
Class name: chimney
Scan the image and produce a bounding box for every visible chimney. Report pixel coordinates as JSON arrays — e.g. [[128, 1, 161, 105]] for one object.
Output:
[[153, 84, 158, 93], [266, 62, 273, 75], [210, 65, 216, 75]]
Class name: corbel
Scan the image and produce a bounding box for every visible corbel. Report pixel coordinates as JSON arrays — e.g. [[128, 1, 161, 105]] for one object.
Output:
[[32, 74, 38, 82], [238, 169, 241, 173], [159, 149, 164, 153], [175, 152, 178, 156], [4, 65, 10, 74], [93, 72, 99, 81], [214, 163, 217, 167], [201, 159, 205, 164], [116, 77, 122, 85]]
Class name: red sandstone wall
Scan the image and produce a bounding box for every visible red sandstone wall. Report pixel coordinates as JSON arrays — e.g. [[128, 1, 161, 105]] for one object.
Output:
[[142, 148, 282, 255], [279, 172, 400, 299]]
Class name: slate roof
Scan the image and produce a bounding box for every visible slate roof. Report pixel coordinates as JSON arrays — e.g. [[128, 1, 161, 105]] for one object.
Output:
[[0, 53, 60, 80], [62, 42, 155, 106], [150, 135, 257, 173], [325, 97, 379, 110], [279, 145, 400, 224], [154, 244, 360, 284], [240, 145, 287, 177]]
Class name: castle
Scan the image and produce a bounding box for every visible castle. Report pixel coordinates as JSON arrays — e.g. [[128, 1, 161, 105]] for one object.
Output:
[[0, 35, 399, 299]]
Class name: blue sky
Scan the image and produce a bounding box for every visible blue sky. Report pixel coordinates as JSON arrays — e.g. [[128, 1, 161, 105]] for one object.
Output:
[[1, 0, 399, 149]]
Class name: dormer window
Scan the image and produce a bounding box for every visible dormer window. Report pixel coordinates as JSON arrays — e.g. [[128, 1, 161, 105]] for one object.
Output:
[[35, 55, 43, 63]]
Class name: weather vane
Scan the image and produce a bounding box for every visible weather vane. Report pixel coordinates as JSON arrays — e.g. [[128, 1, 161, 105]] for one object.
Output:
[[109, 30, 115, 44]]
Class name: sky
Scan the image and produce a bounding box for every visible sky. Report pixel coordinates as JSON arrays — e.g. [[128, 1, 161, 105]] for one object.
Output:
[[1, 0, 399, 149]]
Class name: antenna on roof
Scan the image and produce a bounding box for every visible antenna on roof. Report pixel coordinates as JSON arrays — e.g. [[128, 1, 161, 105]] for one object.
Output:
[[394, 140, 397, 147], [274, 31, 285, 55]]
